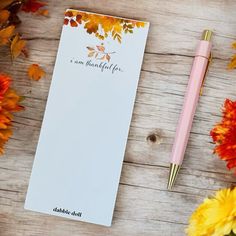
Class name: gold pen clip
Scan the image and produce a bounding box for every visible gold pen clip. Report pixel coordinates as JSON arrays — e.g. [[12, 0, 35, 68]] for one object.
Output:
[[200, 53, 212, 96]]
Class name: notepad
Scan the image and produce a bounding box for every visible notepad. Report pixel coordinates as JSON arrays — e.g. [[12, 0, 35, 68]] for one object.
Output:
[[25, 9, 149, 226]]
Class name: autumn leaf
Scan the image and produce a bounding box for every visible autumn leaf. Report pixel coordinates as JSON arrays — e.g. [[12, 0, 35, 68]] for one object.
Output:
[[76, 14, 82, 23], [65, 11, 73, 17], [0, 0, 15, 10], [228, 55, 236, 70], [100, 55, 106, 60], [86, 46, 94, 51], [96, 45, 105, 52], [0, 10, 10, 24], [232, 42, 236, 49], [64, 18, 69, 25], [10, 34, 26, 60], [70, 19, 77, 27], [22, 0, 46, 13], [88, 51, 95, 57], [0, 25, 15, 46], [106, 54, 110, 62], [228, 42, 236, 69], [28, 64, 45, 81], [136, 21, 145, 28], [113, 23, 122, 34], [63, 11, 146, 42], [84, 21, 98, 34], [36, 9, 49, 16]]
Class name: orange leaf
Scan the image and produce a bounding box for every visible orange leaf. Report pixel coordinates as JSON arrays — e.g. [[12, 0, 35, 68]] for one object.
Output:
[[96, 45, 105, 52], [10, 34, 26, 60], [0, 10, 10, 24], [100, 55, 106, 60], [0, 25, 15, 46], [106, 54, 110, 62], [85, 21, 98, 34], [228, 55, 236, 70], [232, 42, 236, 49], [86, 46, 94, 51], [0, 0, 15, 10], [76, 14, 82, 23], [28, 64, 45, 81], [36, 9, 49, 16]]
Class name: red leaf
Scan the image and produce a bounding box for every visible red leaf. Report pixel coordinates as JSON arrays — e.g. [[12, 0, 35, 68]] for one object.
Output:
[[65, 11, 73, 17], [70, 19, 77, 27], [22, 0, 46, 13], [64, 18, 69, 25], [76, 14, 82, 23]]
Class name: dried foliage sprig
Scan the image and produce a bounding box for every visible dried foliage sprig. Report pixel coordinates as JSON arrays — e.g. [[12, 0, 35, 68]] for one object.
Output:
[[64, 10, 146, 43], [0, 0, 48, 155]]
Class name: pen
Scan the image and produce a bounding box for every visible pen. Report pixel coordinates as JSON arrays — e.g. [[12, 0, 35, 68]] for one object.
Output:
[[167, 30, 213, 190]]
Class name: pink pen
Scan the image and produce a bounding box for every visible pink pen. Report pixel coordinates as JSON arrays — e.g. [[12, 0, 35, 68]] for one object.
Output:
[[167, 30, 213, 190]]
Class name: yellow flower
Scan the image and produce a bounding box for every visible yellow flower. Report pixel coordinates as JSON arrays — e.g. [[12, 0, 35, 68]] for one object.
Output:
[[186, 188, 236, 236]]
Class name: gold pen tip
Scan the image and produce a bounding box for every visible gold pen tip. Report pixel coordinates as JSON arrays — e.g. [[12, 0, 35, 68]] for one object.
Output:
[[167, 163, 181, 190], [202, 30, 213, 41]]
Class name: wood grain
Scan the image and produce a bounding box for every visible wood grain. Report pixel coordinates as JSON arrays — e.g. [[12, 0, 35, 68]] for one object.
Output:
[[0, 0, 236, 235]]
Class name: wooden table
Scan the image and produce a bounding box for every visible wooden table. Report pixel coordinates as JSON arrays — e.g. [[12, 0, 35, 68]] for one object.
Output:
[[1, 1, 236, 235]]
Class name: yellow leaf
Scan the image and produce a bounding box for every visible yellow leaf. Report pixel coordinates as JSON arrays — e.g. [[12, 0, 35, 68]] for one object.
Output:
[[135, 22, 145, 28], [228, 55, 236, 70], [28, 64, 45, 81], [0, 25, 15, 46], [232, 42, 236, 49], [113, 23, 122, 34], [0, 10, 10, 24], [10, 34, 26, 60]]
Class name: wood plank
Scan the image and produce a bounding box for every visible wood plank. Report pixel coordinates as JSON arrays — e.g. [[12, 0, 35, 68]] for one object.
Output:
[[0, 0, 236, 235]]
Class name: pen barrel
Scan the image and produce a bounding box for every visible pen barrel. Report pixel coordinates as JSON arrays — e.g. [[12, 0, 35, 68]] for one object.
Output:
[[170, 40, 212, 165]]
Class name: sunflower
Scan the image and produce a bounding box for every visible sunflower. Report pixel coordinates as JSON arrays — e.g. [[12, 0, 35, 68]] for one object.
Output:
[[0, 74, 24, 155], [186, 188, 236, 236], [210, 99, 236, 173]]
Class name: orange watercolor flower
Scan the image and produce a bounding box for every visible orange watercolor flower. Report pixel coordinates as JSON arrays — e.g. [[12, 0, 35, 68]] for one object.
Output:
[[210, 99, 236, 173], [0, 74, 24, 155], [64, 10, 146, 43]]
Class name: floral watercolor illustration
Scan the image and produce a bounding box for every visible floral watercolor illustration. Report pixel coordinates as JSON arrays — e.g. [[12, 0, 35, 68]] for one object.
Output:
[[64, 10, 146, 43], [86, 43, 115, 62]]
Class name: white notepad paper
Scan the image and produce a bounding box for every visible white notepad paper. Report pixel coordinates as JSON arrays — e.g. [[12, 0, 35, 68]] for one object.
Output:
[[25, 9, 149, 226]]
